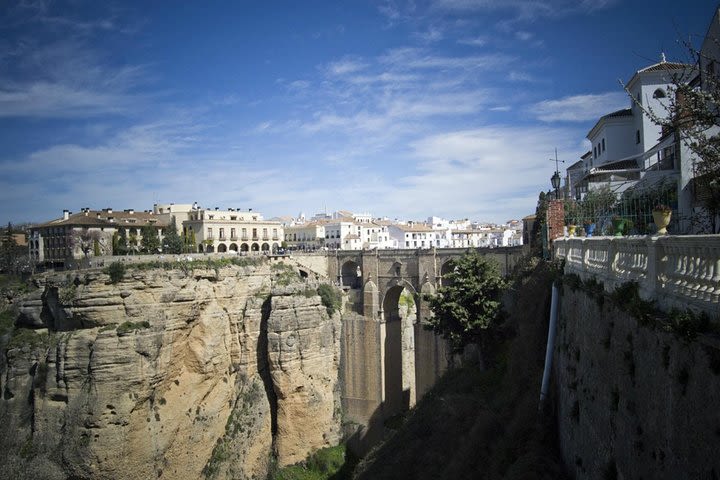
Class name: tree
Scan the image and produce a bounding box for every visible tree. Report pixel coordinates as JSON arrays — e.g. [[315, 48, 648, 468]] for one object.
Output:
[[140, 226, 160, 253], [0, 222, 26, 273], [424, 250, 506, 351], [69, 228, 101, 258], [162, 217, 183, 254]]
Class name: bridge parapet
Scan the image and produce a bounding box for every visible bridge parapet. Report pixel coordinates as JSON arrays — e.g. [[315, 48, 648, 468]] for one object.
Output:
[[554, 235, 720, 316]]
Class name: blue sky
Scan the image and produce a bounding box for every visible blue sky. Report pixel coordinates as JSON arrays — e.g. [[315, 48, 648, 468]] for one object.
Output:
[[1, 0, 717, 224]]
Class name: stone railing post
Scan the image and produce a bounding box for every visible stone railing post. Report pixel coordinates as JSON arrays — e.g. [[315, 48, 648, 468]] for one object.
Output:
[[607, 238, 618, 293], [642, 236, 658, 301]]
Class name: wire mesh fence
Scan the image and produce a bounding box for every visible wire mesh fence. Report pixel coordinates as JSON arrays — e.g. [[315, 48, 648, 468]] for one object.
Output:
[[564, 180, 681, 236]]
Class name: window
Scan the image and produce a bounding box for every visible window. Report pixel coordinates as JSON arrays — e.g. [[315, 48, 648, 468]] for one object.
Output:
[[636, 130, 641, 144], [230, 228, 236, 239], [602, 138, 605, 152], [219, 228, 225, 239], [593, 146, 597, 158], [242, 227, 247, 238], [653, 88, 666, 99], [207, 227, 213, 238]]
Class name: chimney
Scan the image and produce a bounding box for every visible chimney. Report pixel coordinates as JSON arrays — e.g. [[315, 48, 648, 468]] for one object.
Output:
[[215, 207, 219, 211], [63, 209, 70, 220], [125, 209, 135, 214], [104, 208, 113, 214]]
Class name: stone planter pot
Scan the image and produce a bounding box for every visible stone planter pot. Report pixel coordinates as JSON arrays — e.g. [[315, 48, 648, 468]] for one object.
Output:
[[567, 225, 577, 237], [583, 223, 596, 237], [652, 210, 672, 235]]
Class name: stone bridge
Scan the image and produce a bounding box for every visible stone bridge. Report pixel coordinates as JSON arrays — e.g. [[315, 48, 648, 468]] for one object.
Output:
[[322, 247, 525, 451]]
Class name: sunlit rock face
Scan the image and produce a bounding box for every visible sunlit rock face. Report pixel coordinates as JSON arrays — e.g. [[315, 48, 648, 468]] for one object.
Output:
[[0, 264, 341, 480]]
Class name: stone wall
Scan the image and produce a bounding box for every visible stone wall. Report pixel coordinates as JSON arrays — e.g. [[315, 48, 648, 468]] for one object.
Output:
[[555, 284, 720, 479]]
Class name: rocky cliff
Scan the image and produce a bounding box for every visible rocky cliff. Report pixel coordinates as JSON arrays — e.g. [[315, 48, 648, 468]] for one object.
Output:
[[0, 261, 342, 480]]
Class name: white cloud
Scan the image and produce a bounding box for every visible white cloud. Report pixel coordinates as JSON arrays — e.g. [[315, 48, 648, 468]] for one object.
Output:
[[458, 36, 487, 47], [533, 92, 629, 122], [326, 57, 368, 76], [508, 71, 534, 82]]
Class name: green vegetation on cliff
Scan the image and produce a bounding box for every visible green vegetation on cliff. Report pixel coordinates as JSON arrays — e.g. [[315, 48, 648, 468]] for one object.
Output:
[[271, 445, 355, 480]]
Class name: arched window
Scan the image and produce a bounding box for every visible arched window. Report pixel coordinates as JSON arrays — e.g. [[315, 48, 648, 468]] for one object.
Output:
[[653, 88, 666, 99]]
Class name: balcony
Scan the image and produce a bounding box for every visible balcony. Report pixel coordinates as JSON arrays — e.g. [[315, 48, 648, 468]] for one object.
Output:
[[262, 236, 269, 241], [272, 236, 279, 241], [219, 236, 227, 241], [241, 236, 249, 241], [230, 236, 238, 241]]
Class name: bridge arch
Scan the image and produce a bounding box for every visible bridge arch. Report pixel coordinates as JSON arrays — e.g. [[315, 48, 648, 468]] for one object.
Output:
[[440, 259, 456, 287], [381, 282, 418, 416], [341, 260, 362, 289]]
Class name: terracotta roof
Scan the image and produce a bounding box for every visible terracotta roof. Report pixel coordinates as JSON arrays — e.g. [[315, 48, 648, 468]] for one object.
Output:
[[601, 108, 632, 120], [36, 210, 170, 229], [392, 224, 435, 232], [637, 61, 688, 73]]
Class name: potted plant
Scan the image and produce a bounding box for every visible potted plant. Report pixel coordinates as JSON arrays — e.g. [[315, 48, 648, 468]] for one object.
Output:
[[583, 219, 596, 237], [652, 204, 672, 235], [611, 216, 626, 236]]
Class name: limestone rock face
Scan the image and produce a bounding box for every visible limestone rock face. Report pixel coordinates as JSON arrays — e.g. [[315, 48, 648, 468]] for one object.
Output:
[[0, 263, 342, 480], [267, 292, 342, 465]]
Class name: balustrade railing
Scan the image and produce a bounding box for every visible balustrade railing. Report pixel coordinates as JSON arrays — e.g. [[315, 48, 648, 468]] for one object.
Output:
[[554, 235, 720, 316]]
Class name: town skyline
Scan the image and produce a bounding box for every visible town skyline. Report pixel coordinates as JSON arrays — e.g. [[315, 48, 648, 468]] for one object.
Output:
[[0, 0, 716, 225]]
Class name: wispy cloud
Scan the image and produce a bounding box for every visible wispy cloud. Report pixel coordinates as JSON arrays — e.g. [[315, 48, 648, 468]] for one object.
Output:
[[458, 36, 487, 47], [533, 92, 629, 122], [326, 57, 368, 76], [430, 0, 619, 19]]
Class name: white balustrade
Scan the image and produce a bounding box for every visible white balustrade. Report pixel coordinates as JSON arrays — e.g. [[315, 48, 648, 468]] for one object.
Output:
[[554, 235, 720, 316]]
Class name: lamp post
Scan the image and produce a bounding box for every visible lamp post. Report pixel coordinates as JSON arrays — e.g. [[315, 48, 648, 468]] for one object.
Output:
[[549, 148, 565, 200], [551, 171, 561, 199]]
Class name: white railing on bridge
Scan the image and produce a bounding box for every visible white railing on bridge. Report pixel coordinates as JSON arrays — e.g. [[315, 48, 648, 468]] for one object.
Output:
[[554, 235, 720, 316]]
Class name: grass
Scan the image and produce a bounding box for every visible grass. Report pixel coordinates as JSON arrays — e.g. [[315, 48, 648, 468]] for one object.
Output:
[[271, 445, 350, 480]]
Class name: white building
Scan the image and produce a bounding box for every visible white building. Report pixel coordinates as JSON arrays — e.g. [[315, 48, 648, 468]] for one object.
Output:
[[183, 208, 283, 253], [388, 223, 440, 249]]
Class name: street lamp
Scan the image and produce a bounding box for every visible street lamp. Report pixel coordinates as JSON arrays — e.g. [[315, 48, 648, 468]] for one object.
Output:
[[551, 171, 561, 199], [549, 148, 565, 200]]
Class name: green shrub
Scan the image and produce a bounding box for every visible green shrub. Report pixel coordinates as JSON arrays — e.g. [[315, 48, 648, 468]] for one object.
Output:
[[271, 445, 347, 480], [105, 261, 126, 284], [7, 328, 49, 350], [0, 309, 15, 337], [666, 309, 711, 340], [317, 284, 341, 316], [116, 321, 150, 334], [58, 284, 78, 304]]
